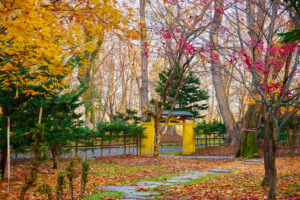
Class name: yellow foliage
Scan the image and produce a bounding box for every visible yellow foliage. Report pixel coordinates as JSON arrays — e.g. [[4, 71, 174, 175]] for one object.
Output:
[[0, 0, 134, 96], [245, 96, 256, 105], [245, 94, 261, 105]]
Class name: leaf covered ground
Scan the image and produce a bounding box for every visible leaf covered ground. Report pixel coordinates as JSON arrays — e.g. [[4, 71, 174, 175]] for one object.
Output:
[[159, 157, 300, 199], [194, 144, 300, 157], [0, 155, 299, 199]]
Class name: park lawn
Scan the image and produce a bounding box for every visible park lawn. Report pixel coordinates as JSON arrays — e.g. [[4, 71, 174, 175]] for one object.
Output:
[[0, 156, 299, 199]]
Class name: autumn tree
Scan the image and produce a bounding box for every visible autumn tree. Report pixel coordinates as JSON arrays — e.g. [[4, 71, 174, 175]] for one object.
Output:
[[207, 0, 300, 198], [75, 1, 137, 129], [148, 0, 213, 157], [139, 0, 150, 120], [0, 0, 136, 178]]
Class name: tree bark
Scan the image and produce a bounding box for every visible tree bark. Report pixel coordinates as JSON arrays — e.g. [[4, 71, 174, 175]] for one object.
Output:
[[262, 110, 271, 187], [268, 120, 277, 200], [0, 107, 9, 181], [140, 0, 149, 121], [153, 102, 160, 158], [165, 125, 177, 136], [236, 103, 260, 158], [0, 147, 7, 181], [210, 0, 239, 145], [51, 147, 59, 170]]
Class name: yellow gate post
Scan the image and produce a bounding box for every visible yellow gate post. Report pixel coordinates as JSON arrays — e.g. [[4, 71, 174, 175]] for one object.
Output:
[[140, 121, 155, 156], [182, 122, 195, 155]]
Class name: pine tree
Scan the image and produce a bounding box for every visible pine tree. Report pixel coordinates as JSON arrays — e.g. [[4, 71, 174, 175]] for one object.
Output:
[[153, 68, 209, 118], [42, 87, 85, 169]]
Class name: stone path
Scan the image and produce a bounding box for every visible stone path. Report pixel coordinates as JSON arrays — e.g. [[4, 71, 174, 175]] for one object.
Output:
[[97, 168, 234, 199]]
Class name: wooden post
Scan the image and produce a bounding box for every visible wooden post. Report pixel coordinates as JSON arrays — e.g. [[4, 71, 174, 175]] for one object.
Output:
[[139, 134, 141, 156], [123, 134, 127, 156], [136, 139, 138, 156], [214, 132, 216, 147], [128, 137, 130, 155], [101, 140, 103, 158], [109, 133, 111, 158], [7, 117, 10, 194], [116, 138, 119, 156]]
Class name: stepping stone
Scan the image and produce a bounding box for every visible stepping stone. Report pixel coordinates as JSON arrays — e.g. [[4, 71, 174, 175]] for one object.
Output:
[[190, 171, 216, 176], [211, 169, 233, 173], [244, 159, 263, 163], [97, 186, 137, 194], [166, 171, 217, 183], [175, 174, 202, 179], [233, 165, 244, 168], [242, 160, 263, 165], [97, 185, 158, 196], [137, 181, 171, 189], [122, 196, 153, 200], [128, 191, 159, 196], [243, 163, 261, 165], [166, 179, 190, 183]]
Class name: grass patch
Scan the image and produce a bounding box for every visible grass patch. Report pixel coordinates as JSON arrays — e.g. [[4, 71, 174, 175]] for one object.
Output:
[[84, 191, 124, 199], [160, 150, 183, 156], [161, 141, 182, 146], [94, 163, 164, 176]]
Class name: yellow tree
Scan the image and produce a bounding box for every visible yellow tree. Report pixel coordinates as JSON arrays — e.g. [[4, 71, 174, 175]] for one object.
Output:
[[0, 0, 136, 179]]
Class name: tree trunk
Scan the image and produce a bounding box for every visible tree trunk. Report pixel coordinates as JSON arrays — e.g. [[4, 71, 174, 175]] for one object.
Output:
[[139, 0, 149, 121], [288, 131, 296, 157], [20, 161, 39, 200], [0, 107, 9, 181], [236, 104, 260, 158], [239, 131, 259, 158], [210, 0, 239, 145], [51, 147, 59, 169], [0, 147, 7, 181], [75, 140, 79, 157], [21, 107, 43, 200], [165, 125, 177, 136], [69, 182, 74, 200], [262, 111, 271, 187], [268, 122, 277, 200], [153, 110, 161, 158]]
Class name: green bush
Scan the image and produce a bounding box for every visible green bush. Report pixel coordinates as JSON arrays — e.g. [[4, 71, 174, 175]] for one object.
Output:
[[195, 120, 226, 135], [96, 120, 145, 143]]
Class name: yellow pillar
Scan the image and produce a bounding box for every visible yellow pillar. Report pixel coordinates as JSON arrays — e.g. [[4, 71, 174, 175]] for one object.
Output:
[[182, 122, 195, 155], [140, 120, 155, 156]]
